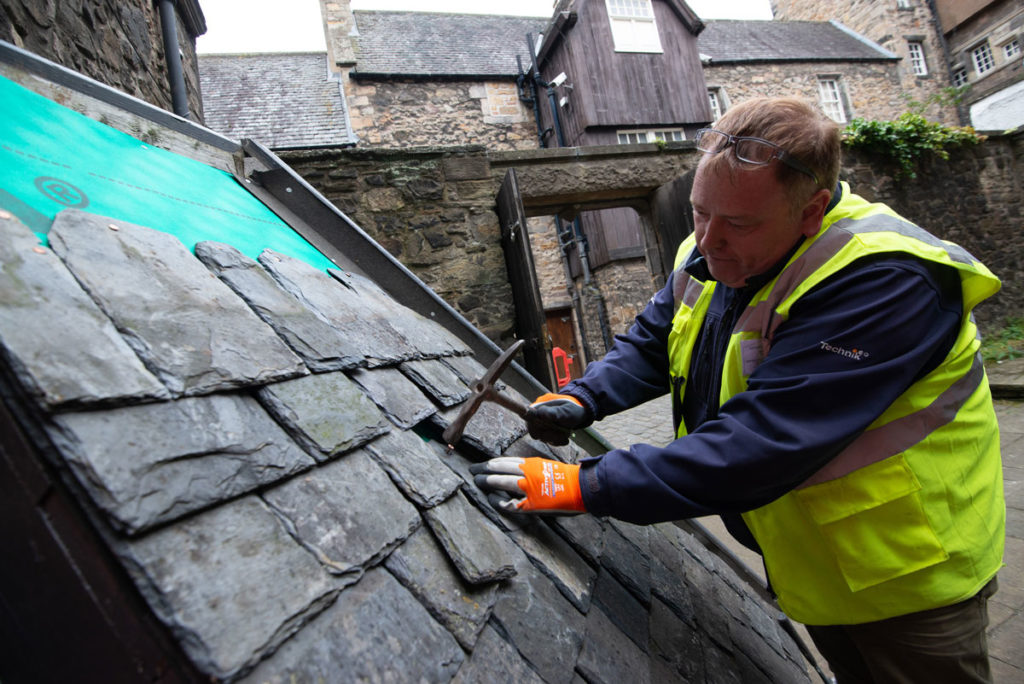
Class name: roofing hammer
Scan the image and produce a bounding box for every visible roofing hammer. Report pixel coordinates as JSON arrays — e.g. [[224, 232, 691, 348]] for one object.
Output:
[[443, 339, 529, 449]]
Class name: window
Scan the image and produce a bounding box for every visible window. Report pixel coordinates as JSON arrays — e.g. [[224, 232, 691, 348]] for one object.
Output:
[[896, 0, 913, 8], [952, 68, 968, 87], [1005, 39, 1021, 60], [972, 42, 995, 75], [907, 42, 928, 76], [606, 0, 662, 53], [818, 78, 847, 123], [708, 89, 723, 120], [617, 129, 685, 144]]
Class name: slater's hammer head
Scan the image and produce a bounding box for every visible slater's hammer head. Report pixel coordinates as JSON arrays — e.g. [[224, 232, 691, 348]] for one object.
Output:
[[443, 340, 530, 450]]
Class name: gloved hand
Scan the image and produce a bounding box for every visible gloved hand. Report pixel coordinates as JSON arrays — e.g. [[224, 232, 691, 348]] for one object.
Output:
[[525, 393, 591, 446], [470, 456, 585, 516]]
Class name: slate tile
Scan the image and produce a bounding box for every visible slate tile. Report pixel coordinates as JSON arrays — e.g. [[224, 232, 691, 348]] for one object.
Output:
[[731, 598, 809, 684], [0, 213, 168, 408], [240, 567, 464, 683], [48, 209, 307, 396], [49, 394, 316, 534], [349, 366, 437, 428], [509, 519, 596, 613], [259, 250, 417, 366], [591, 567, 649, 651], [648, 597, 706, 684], [120, 496, 341, 681], [452, 624, 547, 684], [258, 371, 390, 460], [364, 428, 462, 508], [577, 602, 652, 684], [423, 489, 519, 584], [491, 549, 587, 684], [438, 445, 529, 533], [548, 513, 607, 566], [601, 522, 653, 606], [433, 399, 527, 458], [195, 243, 363, 372], [262, 449, 420, 576], [400, 357, 471, 407], [441, 353, 489, 385], [385, 525, 497, 650], [648, 524, 698, 626]]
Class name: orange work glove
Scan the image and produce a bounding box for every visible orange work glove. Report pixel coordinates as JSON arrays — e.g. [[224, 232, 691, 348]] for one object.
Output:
[[524, 393, 591, 446], [470, 456, 585, 515]]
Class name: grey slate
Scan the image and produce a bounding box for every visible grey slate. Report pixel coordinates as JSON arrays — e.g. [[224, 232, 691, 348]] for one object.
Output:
[[50, 393, 316, 534], [48, 209, 307, 396], [698, 19, 897, 64], [510, 521, 596, 613], [384, 525, 498, 650], [452, 625, 547, 684], [196, 242, 363, 372], [353, 11, 547, 77], [423, 489, 519, 585], [349, 366, 438, 428], [577, 603, 652, 684], [400, 357, 472, 408], [0, 213, 168, 408], [240, 567, 464, 683], [121, 496, 341, 680], [262, 450, 421, 577], [257, 371, 391, 459], [198, 53, 355, 149], [364, 427, 463, 508], [434, 398, 528, 457]]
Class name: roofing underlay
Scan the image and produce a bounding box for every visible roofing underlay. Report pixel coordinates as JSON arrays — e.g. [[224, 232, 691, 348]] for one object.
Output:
[[0, 44, 815, 683]]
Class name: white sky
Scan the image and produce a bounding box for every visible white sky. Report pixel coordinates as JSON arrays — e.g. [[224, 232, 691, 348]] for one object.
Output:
[[196, 0, 773, 54]]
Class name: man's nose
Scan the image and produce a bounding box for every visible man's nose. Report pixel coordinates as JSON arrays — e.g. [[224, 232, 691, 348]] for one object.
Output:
[[697, 217, 726, 251]]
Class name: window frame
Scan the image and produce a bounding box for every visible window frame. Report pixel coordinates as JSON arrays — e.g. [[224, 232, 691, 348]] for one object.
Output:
[[606, 0, 663, 54], [817, 77, 847, 123], [972, 41, 995, 75], [952, 68, 968, 87], [708, 89, 723, 121], [907, 41, 928, 76], [616, 128, 686, 145], [1004, 39, 1021, 61]]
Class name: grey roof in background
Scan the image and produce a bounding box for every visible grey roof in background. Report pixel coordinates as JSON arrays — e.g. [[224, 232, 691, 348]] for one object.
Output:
[[353, 11, 548, 77], [698, 20, 898, 64], [199, 53, 354, 148]]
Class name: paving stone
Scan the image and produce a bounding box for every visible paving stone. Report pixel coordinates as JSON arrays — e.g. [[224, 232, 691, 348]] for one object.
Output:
[[491, 550, 587, 684], [262, 450, 421, 576], [121, 496, 340, 680], [384, 525, 497, 649], [0, 213, 168, 408], [48, 210, 306, 395], [510, 519, 596, 613], [259, 251, 418, 366], [452, 625, 547, 684], [423, 490, 519, 584], [400, 358, 471, 407], [50, 394, 316, 534], [195, 243, 363, 372], [349, 366, 437, 428], [577, 602, 652, 684], [364, 428, 462, 508], [591, 567, 649, 651], [239, 567, 464, 683], [258, 371, 390, 460]]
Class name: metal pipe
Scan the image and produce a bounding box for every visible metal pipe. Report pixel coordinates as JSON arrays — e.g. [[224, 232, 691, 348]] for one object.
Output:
[[158, 0, 190, 118]]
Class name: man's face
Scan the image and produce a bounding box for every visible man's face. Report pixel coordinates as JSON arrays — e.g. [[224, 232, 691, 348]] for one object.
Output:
[[690, 162, 825, 288]]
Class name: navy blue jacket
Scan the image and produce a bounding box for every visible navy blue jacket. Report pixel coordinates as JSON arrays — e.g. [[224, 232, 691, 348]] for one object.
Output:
[[564, 197, 963, 540]]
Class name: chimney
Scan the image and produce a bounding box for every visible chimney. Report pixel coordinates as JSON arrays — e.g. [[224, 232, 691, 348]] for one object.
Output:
[[320, 0, 358, 69]]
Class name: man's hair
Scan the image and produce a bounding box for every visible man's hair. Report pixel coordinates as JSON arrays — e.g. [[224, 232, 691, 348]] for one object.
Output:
[[709, 96, 841, 200]]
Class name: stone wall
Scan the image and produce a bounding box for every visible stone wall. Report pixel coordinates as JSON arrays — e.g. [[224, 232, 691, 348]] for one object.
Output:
[[0, 0, 205, 120], [770, 0, 957, 125]]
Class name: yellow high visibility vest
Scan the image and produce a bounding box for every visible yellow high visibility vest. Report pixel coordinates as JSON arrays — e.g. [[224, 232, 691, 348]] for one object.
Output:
[[668, 183, 1005, 625]]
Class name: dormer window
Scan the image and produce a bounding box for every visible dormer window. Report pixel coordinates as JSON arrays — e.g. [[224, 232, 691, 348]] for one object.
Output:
[[606, 0, 663, 53]]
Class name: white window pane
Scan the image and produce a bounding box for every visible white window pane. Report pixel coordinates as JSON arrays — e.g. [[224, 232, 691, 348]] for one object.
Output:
[[973, 43, 995, 74], [1005, 40, 1021, 59], [818, 79, 846, 123], [908, 42, 927, 76]]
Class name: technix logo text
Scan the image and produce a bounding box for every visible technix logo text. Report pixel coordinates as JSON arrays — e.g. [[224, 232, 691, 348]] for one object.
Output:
[[819, 341, 870, 361]]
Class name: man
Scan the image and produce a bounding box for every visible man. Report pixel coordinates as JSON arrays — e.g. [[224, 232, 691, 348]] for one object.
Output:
[[473, 97, 1004, 682]]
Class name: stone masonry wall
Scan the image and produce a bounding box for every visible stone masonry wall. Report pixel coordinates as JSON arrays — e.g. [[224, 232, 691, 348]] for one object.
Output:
[[0, 0, 205, 120], [770, 0, 957, 125], [343, 73, 538, 151]]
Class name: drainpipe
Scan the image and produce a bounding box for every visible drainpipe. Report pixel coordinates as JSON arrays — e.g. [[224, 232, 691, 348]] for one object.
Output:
[[158, 0, 190, 118]]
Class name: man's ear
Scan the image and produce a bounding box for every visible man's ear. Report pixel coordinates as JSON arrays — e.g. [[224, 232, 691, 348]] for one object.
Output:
[[799, 188, 832, 238]]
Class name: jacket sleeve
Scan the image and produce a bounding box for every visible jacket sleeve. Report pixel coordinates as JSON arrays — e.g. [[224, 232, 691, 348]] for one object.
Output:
[[579, 256, 963, 524], [558, 273, 677, 421]]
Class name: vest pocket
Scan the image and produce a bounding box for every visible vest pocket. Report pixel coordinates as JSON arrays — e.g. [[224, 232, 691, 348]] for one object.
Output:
[[794, 454, 949, 593]]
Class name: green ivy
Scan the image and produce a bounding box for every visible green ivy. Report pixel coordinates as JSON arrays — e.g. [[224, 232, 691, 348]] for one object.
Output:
[[981, 317, 1024, 364], [842, 112, 983, 179]]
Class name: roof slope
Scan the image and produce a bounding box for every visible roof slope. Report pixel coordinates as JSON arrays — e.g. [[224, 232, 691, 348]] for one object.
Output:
[[353, 11, 547, 77], [199, 53, 354, 148], [698, 20, 897, 63]]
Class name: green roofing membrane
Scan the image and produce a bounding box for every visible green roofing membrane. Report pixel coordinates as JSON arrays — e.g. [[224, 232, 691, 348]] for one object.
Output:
[[0, 74, 336, 272]]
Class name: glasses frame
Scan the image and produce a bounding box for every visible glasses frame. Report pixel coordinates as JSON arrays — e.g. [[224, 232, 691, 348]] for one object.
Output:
[[694, 128, 820, 186]]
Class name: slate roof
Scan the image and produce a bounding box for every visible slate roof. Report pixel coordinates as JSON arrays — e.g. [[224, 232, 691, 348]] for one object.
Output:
[[698, 20, 898, 64], [352, 11, 548, 78], [198, 52, 355, 148], [2, 50, 815, 684]]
